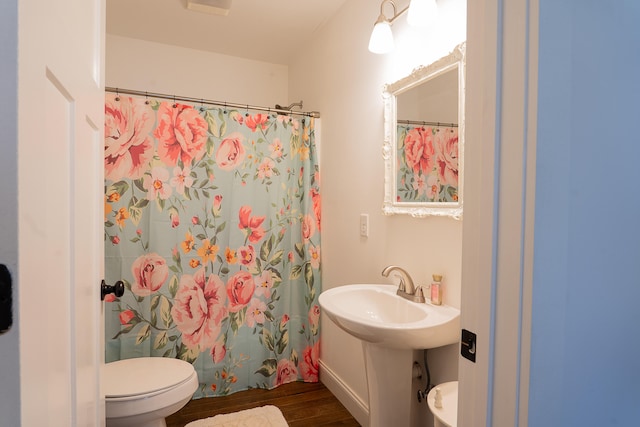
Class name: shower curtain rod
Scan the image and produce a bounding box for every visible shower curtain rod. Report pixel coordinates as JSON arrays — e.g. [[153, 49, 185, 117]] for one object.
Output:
[[397, 119, 458, 128], [105, 87, 321, 118]]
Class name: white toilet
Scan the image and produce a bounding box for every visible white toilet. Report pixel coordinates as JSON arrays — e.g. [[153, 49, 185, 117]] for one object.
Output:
[[104, 357, 199, 427], [427, 381, 458, 427]]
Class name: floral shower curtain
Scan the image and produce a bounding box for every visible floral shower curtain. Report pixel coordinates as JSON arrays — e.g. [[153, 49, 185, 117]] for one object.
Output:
[[396, 124, 459, 203], [103, 93, 321, 398]]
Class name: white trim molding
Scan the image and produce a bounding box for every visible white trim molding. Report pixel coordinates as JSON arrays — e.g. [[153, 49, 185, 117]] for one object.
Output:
[[319, 359, 369, 426], [460, 0, 538, 425]]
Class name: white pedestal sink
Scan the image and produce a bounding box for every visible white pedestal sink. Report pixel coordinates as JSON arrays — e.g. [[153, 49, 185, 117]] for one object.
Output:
[[319, 284, 460, 427]]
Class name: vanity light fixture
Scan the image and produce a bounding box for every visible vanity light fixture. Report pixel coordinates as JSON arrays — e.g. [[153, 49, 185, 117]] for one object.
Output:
[[368, 0, 438, 54], [368, 0, 398, 54]]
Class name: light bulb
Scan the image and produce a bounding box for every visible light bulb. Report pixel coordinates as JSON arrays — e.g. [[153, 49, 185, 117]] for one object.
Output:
[[407, 0, 438, 28], [368, 20, 394, 54]]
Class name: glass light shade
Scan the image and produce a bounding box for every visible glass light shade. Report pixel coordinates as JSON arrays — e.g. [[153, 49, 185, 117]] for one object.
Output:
[[368, 20, 394, 54], [407, 0, 438, 28]]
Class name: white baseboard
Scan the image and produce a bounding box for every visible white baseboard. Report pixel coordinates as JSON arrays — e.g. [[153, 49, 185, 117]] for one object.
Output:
[[319, 359, 369, 426]]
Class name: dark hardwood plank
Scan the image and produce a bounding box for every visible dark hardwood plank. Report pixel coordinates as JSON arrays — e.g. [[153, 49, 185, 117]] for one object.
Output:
[[166, 381, 361, 427]]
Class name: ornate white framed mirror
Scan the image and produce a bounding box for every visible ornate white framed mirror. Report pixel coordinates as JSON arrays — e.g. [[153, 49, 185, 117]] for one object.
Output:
[[382, 42, 466, 219]]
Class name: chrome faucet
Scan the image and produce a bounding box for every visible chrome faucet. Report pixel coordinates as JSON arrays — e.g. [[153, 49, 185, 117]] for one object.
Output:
[[381, 265, 425, 303]]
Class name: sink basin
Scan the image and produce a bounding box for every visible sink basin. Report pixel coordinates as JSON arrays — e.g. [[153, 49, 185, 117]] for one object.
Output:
[[320, 283, 461, 427], [318, 284, 460, 349]]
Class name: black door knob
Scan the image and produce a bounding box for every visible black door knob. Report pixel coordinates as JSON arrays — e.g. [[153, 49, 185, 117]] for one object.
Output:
[[101, 280, 125, 301], [0, 264, 12, 333]]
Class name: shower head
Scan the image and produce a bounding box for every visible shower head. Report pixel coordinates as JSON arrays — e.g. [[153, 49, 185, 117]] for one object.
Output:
[[273, 100, 319, 118], [274, 100, 303, 112]]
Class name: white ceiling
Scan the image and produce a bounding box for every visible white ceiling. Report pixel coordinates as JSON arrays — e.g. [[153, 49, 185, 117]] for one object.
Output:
[[106, 0, 349, 65]]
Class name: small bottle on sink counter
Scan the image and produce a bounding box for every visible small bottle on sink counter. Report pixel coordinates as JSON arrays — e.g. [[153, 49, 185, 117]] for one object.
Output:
[[430, 274, 443, 305]]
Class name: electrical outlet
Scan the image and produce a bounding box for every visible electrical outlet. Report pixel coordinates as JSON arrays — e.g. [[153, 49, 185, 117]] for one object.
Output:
[[359, 214, 369, 237]]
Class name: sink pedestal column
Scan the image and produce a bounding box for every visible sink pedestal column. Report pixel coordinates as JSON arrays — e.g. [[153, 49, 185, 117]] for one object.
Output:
[[362, 342, 413, 427]]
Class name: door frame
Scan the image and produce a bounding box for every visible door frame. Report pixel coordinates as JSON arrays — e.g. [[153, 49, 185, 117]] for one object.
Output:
[[459, 0, 538, 425]]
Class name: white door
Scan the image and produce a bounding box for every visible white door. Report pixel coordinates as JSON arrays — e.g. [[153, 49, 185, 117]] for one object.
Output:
[[18, 0, 105, 425]]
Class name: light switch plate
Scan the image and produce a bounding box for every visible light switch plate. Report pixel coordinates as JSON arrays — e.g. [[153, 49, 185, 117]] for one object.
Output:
[[359, 213, 369, 237]]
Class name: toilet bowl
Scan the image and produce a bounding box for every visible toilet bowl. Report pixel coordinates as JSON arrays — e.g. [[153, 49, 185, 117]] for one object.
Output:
[[427, 381, 458, 427], [104, 357, 199, 427]]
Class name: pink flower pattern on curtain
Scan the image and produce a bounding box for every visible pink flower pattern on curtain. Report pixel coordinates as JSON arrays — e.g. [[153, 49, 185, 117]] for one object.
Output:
[[396, 124, 459, 203], [103, 93, 321, 398]]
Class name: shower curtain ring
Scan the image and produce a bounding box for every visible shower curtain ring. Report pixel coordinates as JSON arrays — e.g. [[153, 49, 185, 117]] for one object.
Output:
[[144, 91, 149, 105]]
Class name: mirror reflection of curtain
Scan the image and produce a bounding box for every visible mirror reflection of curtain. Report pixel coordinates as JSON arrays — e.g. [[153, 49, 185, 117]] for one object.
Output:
[[104, 93, 322, 398], [396, 124, 459, 203]]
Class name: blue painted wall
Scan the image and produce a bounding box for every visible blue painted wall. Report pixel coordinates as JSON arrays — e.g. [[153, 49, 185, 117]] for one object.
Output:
[[0, 0, 20, 426], [531, 1, 640, 424]]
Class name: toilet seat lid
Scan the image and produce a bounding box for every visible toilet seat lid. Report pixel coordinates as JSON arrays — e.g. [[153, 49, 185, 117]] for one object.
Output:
[[428, 381, 458, 427], [104, 357, 196, 398]]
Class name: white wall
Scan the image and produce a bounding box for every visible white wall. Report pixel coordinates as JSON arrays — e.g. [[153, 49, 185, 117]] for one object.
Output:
[[288, 0, 466, 425], [0, 1, 19, 426], [106, 34, 289, 106]]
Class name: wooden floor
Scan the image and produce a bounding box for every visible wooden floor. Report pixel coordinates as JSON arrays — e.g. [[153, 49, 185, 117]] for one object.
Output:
[[166, 381, 361, 427]]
